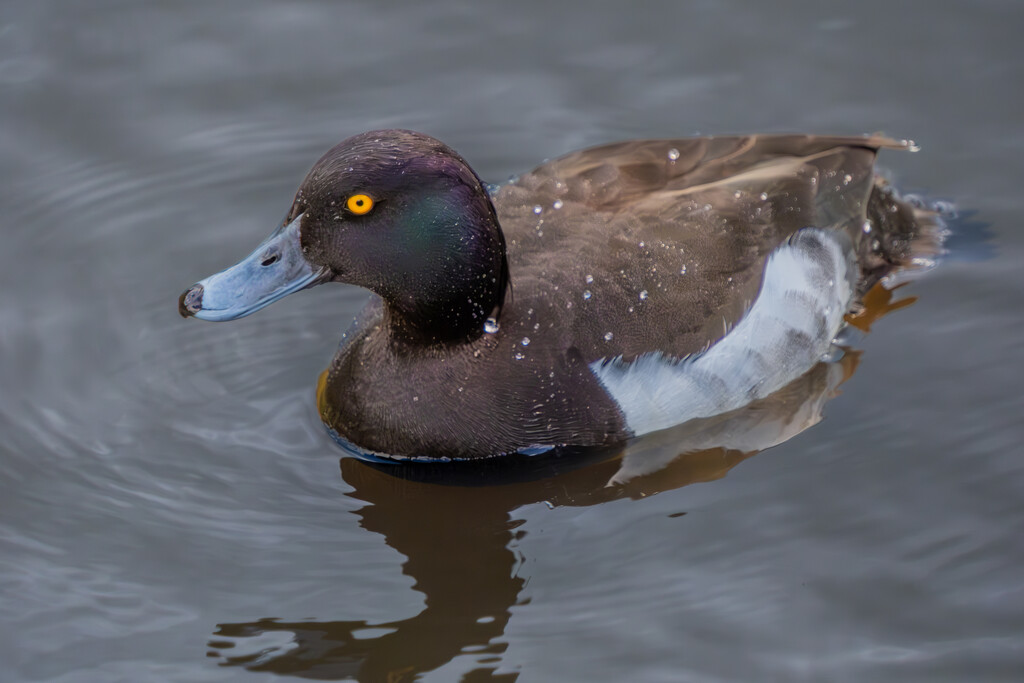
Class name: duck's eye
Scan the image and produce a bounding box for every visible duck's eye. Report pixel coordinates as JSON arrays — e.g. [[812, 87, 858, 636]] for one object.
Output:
[[346, 194, 374, 215]]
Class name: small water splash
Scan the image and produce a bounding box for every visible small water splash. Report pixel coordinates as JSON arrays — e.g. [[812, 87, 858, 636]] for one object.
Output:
[[521, 337, 530, 346], [532, 205, 543, 215], [483, 318, 500, 334], [820, 345, 845, 363], [604, 332, 613, 341], [583, 290, 592, 300], [552, 199, 563, 210], [667, 148, 680, 162], [639, 290, 649, 301], [585, 274, 594, 284]]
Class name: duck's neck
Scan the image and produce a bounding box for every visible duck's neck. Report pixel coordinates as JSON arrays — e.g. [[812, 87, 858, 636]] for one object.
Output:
[[381, 191, 510, 347]]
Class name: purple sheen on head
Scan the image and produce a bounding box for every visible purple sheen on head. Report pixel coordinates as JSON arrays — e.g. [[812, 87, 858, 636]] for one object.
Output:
[[289, 130, 510, 344]]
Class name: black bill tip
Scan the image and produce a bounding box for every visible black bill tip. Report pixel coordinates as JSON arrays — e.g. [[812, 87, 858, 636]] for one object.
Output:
[[179, 284, 203, 318]]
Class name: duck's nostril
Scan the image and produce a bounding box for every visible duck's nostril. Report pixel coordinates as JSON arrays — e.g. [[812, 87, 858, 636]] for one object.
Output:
[[261, 253, 280, 267], [178, 284, 204, 318]]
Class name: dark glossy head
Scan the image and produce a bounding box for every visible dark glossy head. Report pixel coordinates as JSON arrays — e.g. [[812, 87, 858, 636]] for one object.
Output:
[[180, 130, 509, 344]]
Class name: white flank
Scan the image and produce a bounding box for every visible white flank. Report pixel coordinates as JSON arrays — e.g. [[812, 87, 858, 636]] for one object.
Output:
[[590, 228, 857, 436]]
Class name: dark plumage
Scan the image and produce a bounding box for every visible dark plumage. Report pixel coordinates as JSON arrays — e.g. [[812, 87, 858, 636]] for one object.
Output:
[[181, 130, 942, 460]]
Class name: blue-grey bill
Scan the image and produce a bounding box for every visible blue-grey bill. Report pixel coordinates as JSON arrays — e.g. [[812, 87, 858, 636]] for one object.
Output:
[[179, 214, 328, 321]]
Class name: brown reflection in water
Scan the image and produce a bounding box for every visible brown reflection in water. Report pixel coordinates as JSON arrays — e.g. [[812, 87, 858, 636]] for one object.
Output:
[[209, 471, 525, 681], [209, 284, 908, 681]]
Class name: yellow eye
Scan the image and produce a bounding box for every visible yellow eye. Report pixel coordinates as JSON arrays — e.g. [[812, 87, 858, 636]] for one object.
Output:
[[346, 194, 374, 215]]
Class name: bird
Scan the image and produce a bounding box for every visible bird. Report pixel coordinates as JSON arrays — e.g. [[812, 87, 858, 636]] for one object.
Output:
[[179, 129, 943, 460]]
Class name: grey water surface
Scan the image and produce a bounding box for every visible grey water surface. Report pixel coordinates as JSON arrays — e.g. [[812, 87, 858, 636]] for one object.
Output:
[[2, 1, 1023, 681]]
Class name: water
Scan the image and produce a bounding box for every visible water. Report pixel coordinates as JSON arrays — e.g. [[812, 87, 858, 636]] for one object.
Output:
[[2, 0, 1023, 681]]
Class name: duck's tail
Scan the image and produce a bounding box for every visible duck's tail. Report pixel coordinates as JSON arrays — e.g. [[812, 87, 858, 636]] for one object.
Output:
[[857, 177, 950, 295]]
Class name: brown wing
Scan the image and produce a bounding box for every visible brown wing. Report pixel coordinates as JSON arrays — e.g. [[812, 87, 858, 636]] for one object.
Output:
[[492, 134, 911, 361]]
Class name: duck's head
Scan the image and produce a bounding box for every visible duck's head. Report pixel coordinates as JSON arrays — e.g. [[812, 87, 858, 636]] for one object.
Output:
[[179, 129, 509, 344]]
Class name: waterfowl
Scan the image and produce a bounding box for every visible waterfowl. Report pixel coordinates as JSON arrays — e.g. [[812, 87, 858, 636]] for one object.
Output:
[[179, 130, 941, 460]]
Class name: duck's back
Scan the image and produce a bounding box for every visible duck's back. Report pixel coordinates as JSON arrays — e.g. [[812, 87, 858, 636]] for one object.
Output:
[[492, 134, 923, 361]]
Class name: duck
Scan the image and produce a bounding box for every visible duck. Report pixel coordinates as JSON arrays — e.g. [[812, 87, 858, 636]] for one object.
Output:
[[179, 129, 942, 460]]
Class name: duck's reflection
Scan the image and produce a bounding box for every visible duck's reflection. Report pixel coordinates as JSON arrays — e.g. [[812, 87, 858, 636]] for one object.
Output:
[[209, 286, 906, 681], [209, 469, 526, 681]]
